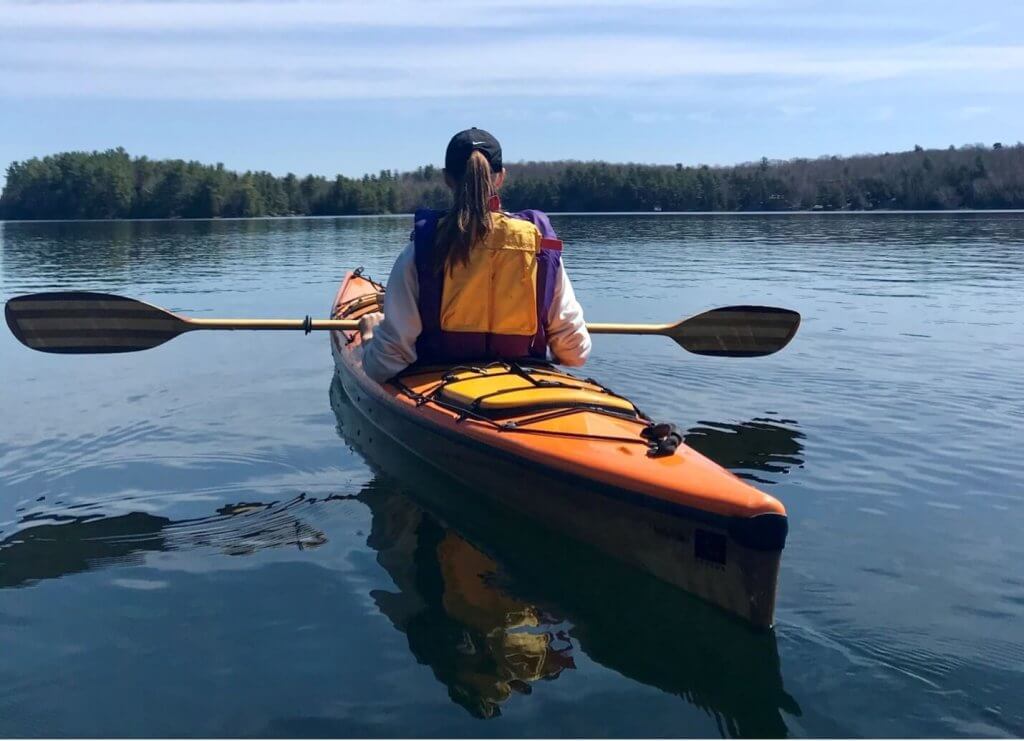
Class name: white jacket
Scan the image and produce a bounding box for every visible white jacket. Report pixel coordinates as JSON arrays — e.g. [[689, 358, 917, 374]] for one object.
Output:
[[362, 239, 592, 382]]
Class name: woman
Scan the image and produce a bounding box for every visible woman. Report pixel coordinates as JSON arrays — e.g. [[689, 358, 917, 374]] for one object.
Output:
[[359, 127, 591, 383]]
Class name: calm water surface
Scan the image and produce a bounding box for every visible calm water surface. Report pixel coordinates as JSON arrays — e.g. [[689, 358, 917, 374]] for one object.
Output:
[[1, 214, 1022, 737]]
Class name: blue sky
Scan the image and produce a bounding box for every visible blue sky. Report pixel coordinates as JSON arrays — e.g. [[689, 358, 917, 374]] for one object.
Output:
[[1, 0, 1022, 181]]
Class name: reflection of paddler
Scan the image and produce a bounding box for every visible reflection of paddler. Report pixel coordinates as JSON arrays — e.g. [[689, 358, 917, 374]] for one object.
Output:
[[437, 531, 574, 713], [364, 491, 573, 719], [439, 532, 539, 632]]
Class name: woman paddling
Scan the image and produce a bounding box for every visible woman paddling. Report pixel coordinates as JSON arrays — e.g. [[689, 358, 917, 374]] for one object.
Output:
[[359, 127, 591, 382]]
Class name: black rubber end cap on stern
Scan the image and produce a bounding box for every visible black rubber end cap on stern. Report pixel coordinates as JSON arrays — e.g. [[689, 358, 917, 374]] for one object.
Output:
[[728, 513, 789, 551]]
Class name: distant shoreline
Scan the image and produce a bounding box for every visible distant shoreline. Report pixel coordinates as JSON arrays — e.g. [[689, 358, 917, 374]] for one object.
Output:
[[4, 209, 1024, 225], [4, 145, 1023, 220]]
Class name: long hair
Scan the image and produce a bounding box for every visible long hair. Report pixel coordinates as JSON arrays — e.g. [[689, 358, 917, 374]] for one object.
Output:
[[434, 150, 495, 275]]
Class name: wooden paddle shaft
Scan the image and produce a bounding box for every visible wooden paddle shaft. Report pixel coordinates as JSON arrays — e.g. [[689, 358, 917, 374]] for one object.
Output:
[[188, 318, 668, 334], [185, 318, 359, 331], [586, 322, 669, 335]]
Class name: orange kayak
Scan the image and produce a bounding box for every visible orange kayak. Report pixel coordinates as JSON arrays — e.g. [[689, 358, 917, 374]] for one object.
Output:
[[331, 270, 788, 627]]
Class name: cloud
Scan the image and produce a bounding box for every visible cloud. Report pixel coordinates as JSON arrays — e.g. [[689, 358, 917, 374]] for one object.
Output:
[[956, 105, 992, 120], [0, 0, 755, 31], [545, 110, 575, 122], [631, 112, 675, 124], [685, 111, 716, 124], [777, 105, 815, 117], [870, 105, 895, 122], [1, 1, 1024, 101], [5, 34, 1024, 100]]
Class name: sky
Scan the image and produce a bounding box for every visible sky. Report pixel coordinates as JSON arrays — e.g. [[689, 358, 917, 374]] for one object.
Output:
[[1, 0, 1022, 181]]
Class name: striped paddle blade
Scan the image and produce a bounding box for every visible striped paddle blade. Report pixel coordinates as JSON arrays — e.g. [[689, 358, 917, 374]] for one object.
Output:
[[5, 292, 190, 354], [670, 306, 801, 357]]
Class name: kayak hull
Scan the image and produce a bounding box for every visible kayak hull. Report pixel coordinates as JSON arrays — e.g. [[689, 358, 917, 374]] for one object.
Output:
[[331, 271, 785, 628]]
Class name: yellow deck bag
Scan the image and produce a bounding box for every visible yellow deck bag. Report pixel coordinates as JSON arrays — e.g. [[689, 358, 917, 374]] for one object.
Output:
[[431, 365, 638, 417]]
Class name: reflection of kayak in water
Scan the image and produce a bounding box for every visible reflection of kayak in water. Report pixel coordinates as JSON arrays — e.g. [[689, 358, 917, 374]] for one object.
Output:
[[331, 376, 802, 734], [330, 270, 789, 628]]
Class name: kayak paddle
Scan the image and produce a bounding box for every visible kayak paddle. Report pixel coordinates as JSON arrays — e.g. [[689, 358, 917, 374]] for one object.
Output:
[[587, 306, 800, 357], [5, 292, 799, 357]]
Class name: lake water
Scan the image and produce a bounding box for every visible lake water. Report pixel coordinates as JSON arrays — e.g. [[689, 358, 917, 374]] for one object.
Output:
[[1, 213, 1022, 738]]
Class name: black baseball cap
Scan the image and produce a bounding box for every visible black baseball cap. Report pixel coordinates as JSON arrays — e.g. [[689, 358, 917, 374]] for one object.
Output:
[[444, 127, 502, 177]]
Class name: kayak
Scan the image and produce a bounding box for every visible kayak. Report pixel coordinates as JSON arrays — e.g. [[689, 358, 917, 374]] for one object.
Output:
[[330, 269, 788, 628], [329, 378, 799, 731]]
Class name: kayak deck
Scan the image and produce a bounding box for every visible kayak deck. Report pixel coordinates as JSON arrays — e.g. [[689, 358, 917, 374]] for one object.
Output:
[[331, 269, 787, 627]]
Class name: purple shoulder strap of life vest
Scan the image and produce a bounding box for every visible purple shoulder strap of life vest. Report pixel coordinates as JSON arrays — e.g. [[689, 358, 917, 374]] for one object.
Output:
[[507, 209, 562, 357], [412, 208, 445, 363]]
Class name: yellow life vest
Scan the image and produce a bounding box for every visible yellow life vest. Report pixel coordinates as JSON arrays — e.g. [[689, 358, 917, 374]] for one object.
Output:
[[439, 212, 542, 337]]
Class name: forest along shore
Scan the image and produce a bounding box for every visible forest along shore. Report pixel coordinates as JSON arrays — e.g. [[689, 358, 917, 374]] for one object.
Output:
[[1, 143, 1022, 221]]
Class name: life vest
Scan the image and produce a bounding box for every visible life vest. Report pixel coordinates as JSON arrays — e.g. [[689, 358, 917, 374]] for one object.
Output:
[[413, 200, 562, 364]]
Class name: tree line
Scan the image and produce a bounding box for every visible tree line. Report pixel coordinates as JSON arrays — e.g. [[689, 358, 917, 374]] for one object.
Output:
[[2, 143, 1022, 220]]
